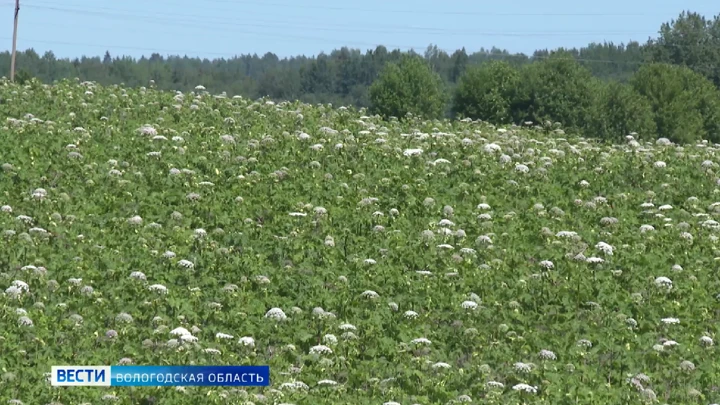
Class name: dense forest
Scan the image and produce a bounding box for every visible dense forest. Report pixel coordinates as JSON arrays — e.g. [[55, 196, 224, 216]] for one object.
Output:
[[0, 42, 646, 107], [2, 10, 720, 143]]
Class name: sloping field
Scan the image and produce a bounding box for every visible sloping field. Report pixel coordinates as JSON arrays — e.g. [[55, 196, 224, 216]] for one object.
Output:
[[1, 78, 720, 404]]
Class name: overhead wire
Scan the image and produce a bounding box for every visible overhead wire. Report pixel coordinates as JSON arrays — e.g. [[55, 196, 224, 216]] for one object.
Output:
[[31, 0, 699, 17], [19, 2, 659, 38]]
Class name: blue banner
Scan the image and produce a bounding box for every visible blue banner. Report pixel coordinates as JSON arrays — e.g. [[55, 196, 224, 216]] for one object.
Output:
[[51, 365, 270, 387]]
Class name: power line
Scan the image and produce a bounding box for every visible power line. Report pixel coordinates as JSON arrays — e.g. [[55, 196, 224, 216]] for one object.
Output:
[[21, 3, 659, 38], [12, 8, 713, 56], [26, 0, 704, 17], [10, 2, 664, 60], [222, 0, 716, 17]]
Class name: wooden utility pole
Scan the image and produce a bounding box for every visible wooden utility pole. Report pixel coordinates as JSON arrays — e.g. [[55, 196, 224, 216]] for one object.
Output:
[[10, 0, 19, 81]]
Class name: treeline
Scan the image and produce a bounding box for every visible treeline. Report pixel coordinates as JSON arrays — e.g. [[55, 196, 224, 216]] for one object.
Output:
[[1, 11, 719, 143], [1, 43, 642, 106]]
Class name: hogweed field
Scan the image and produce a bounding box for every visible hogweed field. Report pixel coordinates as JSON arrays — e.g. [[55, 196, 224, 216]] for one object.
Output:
[[2, 78, 720, 404]]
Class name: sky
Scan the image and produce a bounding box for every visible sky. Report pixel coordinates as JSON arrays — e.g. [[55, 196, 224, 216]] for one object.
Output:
[[0, 0, 717, 60]]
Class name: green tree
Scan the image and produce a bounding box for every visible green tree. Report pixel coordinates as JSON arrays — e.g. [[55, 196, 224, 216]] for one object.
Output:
[[511, 54, 598, 130], [586, 81, 656, 141], [15, 70, 32, 85], [452, 60, 519, 123], [368, 55, 447, 119], [450, 48, 469, 83], [630, 63, 720, 143], [645, 11, 720, 87]]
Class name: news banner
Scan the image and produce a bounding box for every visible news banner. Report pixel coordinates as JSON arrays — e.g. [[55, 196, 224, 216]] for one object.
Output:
[[51, 366, 270, 387]]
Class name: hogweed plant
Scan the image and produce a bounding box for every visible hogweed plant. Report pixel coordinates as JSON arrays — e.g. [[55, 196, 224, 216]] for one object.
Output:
[[0, 77, 720, 404]]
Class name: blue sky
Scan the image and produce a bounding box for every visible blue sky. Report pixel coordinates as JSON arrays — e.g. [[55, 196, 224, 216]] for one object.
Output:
[[0, 0, 716, 60]]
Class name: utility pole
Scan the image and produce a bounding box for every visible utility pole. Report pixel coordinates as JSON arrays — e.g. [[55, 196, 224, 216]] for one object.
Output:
[[10, 0, 19, 81]]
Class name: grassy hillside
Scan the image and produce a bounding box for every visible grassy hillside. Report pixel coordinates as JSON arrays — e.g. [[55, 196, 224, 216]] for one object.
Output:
[[1, 78, 720, 404]]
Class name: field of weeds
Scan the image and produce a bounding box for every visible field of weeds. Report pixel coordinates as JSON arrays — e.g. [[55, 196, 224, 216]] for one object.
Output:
[[1, 78, 720, 404]]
